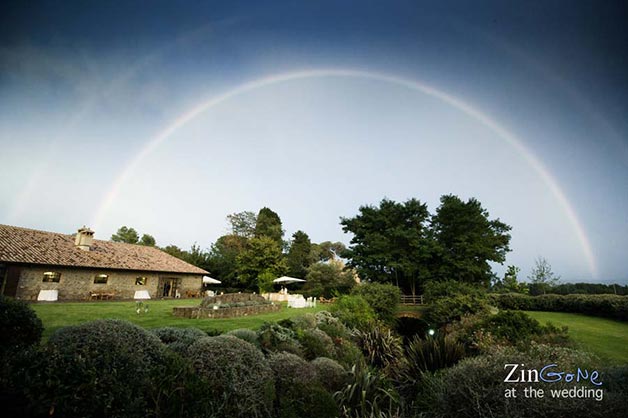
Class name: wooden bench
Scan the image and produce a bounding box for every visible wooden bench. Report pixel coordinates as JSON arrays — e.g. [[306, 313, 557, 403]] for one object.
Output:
[[185, 290, 201, 298], [89, 291, 115, 300]]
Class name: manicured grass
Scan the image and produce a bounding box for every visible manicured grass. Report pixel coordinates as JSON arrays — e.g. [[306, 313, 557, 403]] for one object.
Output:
[[31, 299, 326, 340], [524, 311, 628, 365]]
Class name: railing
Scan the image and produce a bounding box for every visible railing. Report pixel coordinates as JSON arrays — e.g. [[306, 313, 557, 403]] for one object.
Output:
[[400, 294, 424, 305]]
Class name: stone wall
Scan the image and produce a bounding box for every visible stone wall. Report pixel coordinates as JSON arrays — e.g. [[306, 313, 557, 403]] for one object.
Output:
[[173, 303, 281, 319], [15, 265, 202, 301]]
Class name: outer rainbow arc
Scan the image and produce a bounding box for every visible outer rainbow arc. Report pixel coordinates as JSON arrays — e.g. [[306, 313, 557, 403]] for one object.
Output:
[[91, 68, 597, 278]]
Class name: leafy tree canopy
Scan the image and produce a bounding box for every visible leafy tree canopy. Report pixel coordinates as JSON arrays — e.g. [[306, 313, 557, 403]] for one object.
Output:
[[310, 241, 346, 263], [254, 207, 284, 245], [340, 198, 431, 295], [139, 234, 156, 246], [303, 260, 356, 298], [206, 234, 248, 288], [111, 226, 139, 244], [528, 257, 560, 295], [226, 211, 257, 238], [286, 230, 312, 279], [237, 236, 287, 289], [430, 195, 511, 285]]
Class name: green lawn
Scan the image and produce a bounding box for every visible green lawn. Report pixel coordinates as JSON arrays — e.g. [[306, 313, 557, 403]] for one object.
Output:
[[32, 299, 326, 340], [524, 311, 628, 365]]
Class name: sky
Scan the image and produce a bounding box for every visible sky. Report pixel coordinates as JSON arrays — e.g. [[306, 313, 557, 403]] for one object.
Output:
[[1, 1, 627, 283]]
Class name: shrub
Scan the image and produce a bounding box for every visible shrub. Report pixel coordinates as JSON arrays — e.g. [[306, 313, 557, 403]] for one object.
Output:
[[298, 328, 336, 360], [490, 293, 628, 321], [315, 310, 351, 339], [330, 295, 377, 329], [258, 322, 303, 355], [151, 326, 207, 355], [227, 328, 260, 347], [481, 310, 566, 345], [424, 293, 491, 326], [312, 357, 349, 392], [416, 344, 627, 418], [0, 296, 43, 358], [352, 283, 401, 324], [28, 320, 167, 418], [187, 335, 274, 418], [269, 352, 338, 418], [281, 313, 318, 331], [354, 323, 404, 374]]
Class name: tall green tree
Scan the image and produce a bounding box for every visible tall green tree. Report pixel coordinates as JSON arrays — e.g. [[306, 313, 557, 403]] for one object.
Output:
[[139, 234, 156, 246], [528, 257, 560, 295], [310, 241, 346, 263], [111, 226, 139, 244], [226, 211, 257, 238], [340, 198, 431, 295], [430, 195, 511, 285], [304, 260, 356, 297], [254, 207, 283, 245], [286, 230, 312, 279], [207, 234, 248, 288], [236, 236, 287, 290]]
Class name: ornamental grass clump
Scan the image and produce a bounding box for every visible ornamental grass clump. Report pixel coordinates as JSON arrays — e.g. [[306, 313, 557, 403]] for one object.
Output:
[[354, 323, 405, 376], [187, 335, 274, 418]]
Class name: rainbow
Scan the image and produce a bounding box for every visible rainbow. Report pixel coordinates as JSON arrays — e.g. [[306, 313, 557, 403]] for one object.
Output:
[[90, 68, 597, 278]]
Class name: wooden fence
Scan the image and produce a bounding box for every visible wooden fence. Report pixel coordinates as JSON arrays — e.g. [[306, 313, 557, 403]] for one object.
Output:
[[400, 294, 424, 305]]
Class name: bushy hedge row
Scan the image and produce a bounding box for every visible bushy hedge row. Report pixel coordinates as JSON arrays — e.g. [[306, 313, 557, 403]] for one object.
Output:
[[490, 293, 628, 321]]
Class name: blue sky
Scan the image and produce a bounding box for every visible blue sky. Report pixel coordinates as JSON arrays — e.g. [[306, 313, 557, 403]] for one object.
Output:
[[1, 1, 627, 282]]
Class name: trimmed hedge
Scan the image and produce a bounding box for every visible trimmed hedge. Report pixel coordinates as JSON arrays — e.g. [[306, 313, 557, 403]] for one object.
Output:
[[151, 326, 207, 355], [490, 293, 628, 321]]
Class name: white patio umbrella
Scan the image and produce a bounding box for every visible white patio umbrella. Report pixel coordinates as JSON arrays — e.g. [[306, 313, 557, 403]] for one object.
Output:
[[273, 276, 306, 284], [202, 276, 222, 284]]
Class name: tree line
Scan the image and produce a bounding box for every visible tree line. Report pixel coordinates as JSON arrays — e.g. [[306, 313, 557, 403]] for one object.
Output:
[[110, 207, 352, 295]]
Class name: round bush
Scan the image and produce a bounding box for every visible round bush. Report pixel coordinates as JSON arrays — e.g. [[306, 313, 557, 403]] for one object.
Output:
[[269, 352, 317, 388], [330, 295, 376, 329], [268, 352, 337, 418], [0, 296, 43, 357], [311, 357, 349, 392], [35, 320, 167, 418], [227, 328, 260, 347], [298, 328, 335, 360], [187, 335, 274, 418], [151, 326, 207, 355], [351, 283, 400, 324]]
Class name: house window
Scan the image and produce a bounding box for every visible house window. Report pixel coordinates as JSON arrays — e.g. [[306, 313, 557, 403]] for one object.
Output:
[[43, 272, 61, 283], [135, 277, 147, 286], [94, 274, 108, 284]]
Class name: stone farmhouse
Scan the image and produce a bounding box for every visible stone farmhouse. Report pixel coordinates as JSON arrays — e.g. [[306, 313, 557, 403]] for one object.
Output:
[[0, 224, 207, 301]]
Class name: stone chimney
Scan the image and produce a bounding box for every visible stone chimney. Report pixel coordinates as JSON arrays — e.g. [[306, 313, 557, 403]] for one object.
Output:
[[75, 226, 95, 251]]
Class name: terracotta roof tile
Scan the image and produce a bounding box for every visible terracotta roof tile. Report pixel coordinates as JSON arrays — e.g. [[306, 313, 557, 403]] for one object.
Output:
[[0, 224, 207, 275]]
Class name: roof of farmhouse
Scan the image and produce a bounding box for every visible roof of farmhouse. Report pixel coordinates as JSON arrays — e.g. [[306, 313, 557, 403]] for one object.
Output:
[[0, 224, 207, 275]]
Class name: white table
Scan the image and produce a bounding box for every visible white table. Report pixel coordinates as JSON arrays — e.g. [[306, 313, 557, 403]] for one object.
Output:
[[37, 289, 58, 301]]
